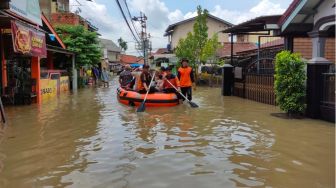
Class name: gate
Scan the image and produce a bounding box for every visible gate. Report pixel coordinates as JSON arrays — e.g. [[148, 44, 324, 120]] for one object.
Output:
[[232, 37, 284, 105]]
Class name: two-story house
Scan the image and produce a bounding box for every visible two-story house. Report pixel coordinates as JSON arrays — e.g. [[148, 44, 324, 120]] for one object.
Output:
[[164, 14, 234, 50], [99, 38, 122, 72]]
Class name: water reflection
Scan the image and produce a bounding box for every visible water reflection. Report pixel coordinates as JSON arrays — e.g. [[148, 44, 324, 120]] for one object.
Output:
[[0, 77, 334, 188]]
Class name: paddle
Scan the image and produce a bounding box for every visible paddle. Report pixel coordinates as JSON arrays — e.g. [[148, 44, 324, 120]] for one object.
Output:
[[165, 79, 199, 108], [137, 71, 156, 112]]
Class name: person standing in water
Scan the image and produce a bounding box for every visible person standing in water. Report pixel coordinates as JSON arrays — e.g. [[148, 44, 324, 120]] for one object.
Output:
[[178, 58, 194, 101], [101, 67, 110, 88]]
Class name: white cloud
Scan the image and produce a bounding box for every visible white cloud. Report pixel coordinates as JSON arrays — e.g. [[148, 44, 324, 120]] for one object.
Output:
[[210, 0, 286, 24]]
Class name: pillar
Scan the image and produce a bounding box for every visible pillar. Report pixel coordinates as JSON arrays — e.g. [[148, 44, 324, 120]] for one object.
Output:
[[306, 31, 331, 119], [46, 51, 54, 70], [0, 32, 7, 94], [31, 56, 41, 104], [222, 64, 234, 96], [284, 35, 294, 52], [72, 55, 77, 91]]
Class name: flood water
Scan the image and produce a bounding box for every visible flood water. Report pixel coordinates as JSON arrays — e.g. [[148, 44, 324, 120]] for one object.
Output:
[[0, 77, 334, 188]]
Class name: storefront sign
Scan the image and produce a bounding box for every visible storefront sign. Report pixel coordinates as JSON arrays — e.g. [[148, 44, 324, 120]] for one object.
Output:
[[11, 21, 47, 58], [41, 79, 57, 101], [9, 0, 42, 26]]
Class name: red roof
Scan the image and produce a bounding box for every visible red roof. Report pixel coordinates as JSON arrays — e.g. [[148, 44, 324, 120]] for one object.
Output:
[[217, 42, 257, 57], [154, 48, 169, 54], [236, 38, 284, 53], [120, 54, 144, 64]]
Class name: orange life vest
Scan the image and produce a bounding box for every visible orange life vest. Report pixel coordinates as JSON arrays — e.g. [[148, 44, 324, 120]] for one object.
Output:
[[163, 74, 180, 89], [178, 67, 192, 87]]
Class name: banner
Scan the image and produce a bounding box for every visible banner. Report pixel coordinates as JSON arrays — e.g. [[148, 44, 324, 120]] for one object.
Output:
[[11, 21, 47, 58], [9, 0, 42, 26]]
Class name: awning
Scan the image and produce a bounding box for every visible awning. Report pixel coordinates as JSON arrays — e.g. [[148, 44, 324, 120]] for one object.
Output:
[[222, 15, 281, 34]]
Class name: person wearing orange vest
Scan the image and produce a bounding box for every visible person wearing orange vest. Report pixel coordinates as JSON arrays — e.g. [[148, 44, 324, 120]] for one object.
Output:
[[163, 67, 180, 94], [178, 58, 194, 101]]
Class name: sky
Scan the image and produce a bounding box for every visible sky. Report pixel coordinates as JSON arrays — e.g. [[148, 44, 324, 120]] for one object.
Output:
[[70, 0, 293, 55]]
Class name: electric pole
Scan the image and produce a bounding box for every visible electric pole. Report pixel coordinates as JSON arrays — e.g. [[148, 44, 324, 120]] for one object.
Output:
[[133, 12, 151, 65]]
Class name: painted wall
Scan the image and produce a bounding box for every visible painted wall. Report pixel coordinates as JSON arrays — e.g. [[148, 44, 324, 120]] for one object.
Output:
[[170, 17, 231, 49]]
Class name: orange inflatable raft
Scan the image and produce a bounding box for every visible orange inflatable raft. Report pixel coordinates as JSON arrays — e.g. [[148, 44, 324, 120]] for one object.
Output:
[[117, 87, 179, 107]]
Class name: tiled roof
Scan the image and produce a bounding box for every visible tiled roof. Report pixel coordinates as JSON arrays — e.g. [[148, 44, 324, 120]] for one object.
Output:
[[237, 38, 284, 53], [155, 48, 169, 54], [217, 42, 257, 57], [99, 38, 122, 52], [120, 54, 144, 64]]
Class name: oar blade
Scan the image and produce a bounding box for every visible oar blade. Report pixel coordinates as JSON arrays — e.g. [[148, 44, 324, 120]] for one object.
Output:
[[188, 101, 199, 108], [137, 102, 146, 112]]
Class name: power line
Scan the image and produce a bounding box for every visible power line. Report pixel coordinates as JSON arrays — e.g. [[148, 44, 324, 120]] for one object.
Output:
[[115, 0, 142, 56], [123, 0, 141, 39], [115, 0, 140, 44]]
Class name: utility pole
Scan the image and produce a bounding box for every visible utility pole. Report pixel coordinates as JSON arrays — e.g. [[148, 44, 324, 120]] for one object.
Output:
[[133, 12, 151, 65]]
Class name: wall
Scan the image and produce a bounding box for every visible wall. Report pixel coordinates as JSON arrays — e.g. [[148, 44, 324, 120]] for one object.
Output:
[[39, 0, 51, 20], [293, 37, 335, 63], [107, 51, 120, 62], [171, 17, 230, 49]]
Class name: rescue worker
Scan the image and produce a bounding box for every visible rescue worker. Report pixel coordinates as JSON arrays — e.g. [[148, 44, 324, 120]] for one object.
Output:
[[138, 65, 155, 94], [178, 58, 194, 101], [163, 67, 180, 93]]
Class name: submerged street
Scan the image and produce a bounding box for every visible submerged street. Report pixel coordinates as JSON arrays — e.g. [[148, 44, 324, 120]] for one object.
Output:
[[0, 77, 334, 188]]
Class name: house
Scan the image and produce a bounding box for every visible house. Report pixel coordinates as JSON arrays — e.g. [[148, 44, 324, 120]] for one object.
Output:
[[221, 0, 335, 122], [277, 0, 335, 121], [120, 54, 144, 68], [164, 14, 233, 50], [39, 0, 98, 32], [99, 38, 122, 71]]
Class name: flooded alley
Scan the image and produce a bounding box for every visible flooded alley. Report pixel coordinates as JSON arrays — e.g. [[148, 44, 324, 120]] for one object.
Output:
[[0, 77, 334, 188]]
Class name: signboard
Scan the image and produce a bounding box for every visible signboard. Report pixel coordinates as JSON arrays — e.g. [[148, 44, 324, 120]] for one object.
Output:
[[11, 21, 47, 58], [41, 79, 57, 101], [9, 0, 42, 26]]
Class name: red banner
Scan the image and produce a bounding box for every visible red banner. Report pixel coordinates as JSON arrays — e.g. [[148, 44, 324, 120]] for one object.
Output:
[[11, 21, 46, 58]]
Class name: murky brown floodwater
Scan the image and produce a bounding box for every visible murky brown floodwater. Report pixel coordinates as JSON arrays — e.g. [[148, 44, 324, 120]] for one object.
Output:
[[0, 77, 334, 188]]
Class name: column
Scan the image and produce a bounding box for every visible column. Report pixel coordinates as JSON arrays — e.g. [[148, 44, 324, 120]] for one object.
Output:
[[306, 31, 331, 119], [46, 51, 54, 70], [72, 55, 77, 91], [31, 56, 41, 104]]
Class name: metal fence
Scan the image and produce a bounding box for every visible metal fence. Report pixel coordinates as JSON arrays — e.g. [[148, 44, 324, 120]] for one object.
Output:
[[321, 73, 335, 106]]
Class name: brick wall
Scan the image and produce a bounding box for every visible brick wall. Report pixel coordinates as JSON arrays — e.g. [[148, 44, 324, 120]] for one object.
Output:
[[51, 13, 80, 26], [294, 37, 335, 63]]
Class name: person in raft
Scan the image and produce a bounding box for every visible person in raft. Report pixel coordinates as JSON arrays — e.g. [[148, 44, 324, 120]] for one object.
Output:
[[178, 58, 194, 101], [163, 67, 180, 93], [138, 65, 156, 94], [119, 65, 134, 89]]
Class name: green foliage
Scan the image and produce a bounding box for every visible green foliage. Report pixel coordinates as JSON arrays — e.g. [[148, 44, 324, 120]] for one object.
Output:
[[175, 32, 197, 67], [193, 5, 209, 60], [274, 51, 306, 114], [201, 34, 221, 62], [55, 25, 101, 68], [118, 37, 128, 51], [175, 5, 220, 70]]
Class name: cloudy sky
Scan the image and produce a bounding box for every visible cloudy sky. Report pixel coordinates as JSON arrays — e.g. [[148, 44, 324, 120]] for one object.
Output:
[[70, 0, 293, 55]]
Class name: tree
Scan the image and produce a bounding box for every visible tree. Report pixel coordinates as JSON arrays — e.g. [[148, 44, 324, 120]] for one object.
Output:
[[175, 5, 221, 83], [55, 25, 101, 68], [274, 51, 306, 115], [193, 5, 209, 64], [175, 32, 197, 67], [118, 37, 128, 51]]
